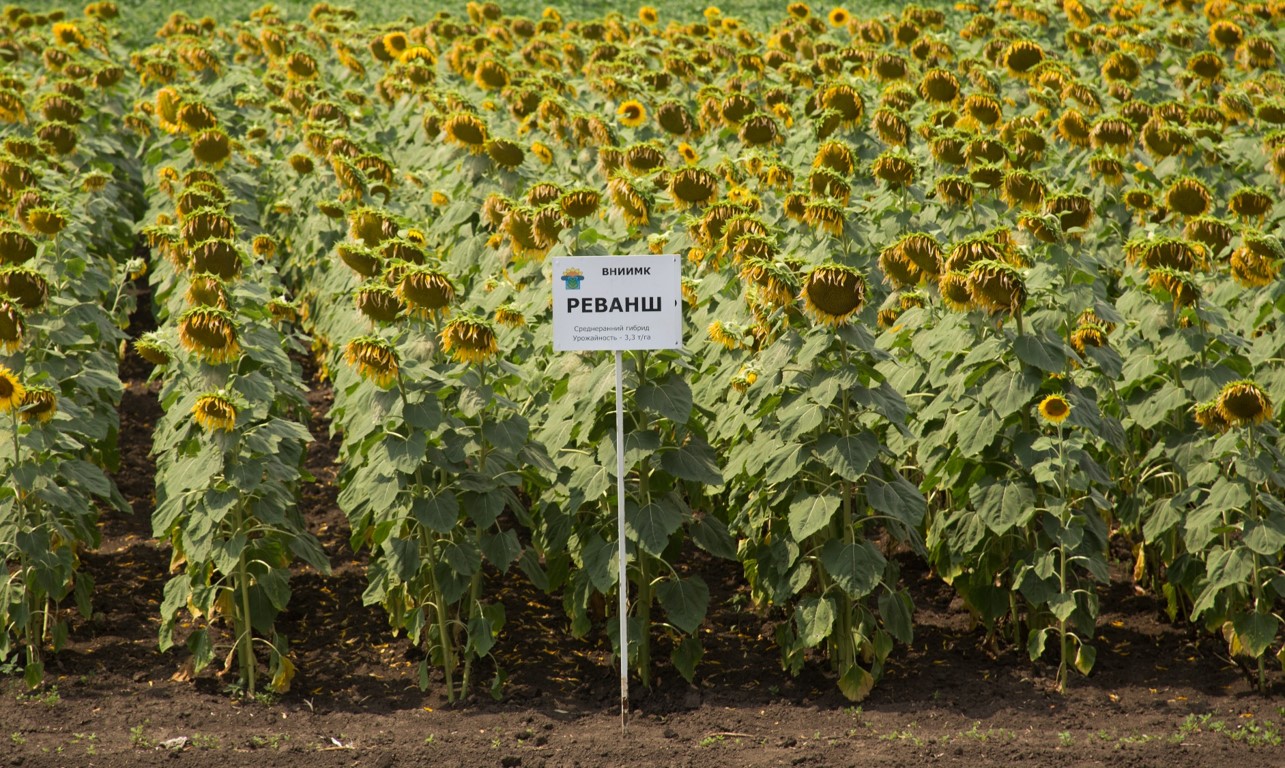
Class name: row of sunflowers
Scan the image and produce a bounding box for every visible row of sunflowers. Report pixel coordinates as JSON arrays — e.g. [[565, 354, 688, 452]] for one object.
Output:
[[2, 0, 1285, 700]]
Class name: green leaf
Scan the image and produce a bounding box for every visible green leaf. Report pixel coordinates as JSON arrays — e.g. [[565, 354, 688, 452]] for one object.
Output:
[[971, 480, 1036, 535], [1128, 383, 1187, 430], [788, 493, 841, 541], [981, 368, 1041, 418], [627, 497, 685, 556], [815, 432, 880, 482], [1192, 547, 1255, 618], [794, 596, 835, 647], [867, 473, 926, 529], [878, 589, 914, 645], [579, 532, 618, 594], [660, 436, 723, 485], [1244, 514, 1285, 557], [820, 539, 885, 599], [1049, 593, 1076, 622], [689, 514, 737, 560], [657, 575, 709, 634], [1073, 642, 1097, 675], [1027, 627, 1049, 661], [1232, 611, 1279, 659], [1014, 334, 1064, 373], [836, 663, 875, 702], [671, 636, 703, 683], [412, 489, 459, 534], [481, 529, 522, 572], [764, 442, 806, 485], [637, 375, 693, 424]]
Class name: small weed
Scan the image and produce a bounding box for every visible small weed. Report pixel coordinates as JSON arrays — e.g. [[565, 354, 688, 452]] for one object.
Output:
[[129, 723, 153, 750], [250, 733, 288, 750], [71, 733, 97, 756], [191, 733, 220, 750], [698, 734, 726, 748], [17, 686, 59, 707], [879, 727, 923, 747], [11, 732, 26, 746], [423, 734, 436, 745], [1116, 732, 1159, 747], [1058, 731, 1073, 747], [962, 722, 1015, 743]]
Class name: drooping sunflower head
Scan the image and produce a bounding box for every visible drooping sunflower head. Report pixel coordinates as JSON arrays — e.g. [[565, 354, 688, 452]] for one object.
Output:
[[803, 199, 846, 236], [559, 188, 601, 220], [1001, 39, 1044, 75], [0, 364, 25, 413], [0, 265, 48, 311], [670, 167, 719, 208], [443, 112, 488, 153], [18, 385, 56, 424], [802, 263, 866, 325], [1163, 175, 1212, 218], [26, 206, 67, 237], [185, 273, 229, 309], [1147, 266, 1201, 308], [191, 129, 233, 166], [872, 149, 916, 188], [440, 314, 499, 365], [819, 82, 864, 125], [739, 256, 798, 308], [134, 332, 171, 367], [938, 270, 973, 311], [1038, 394, 1071, 425], [1216, 380, 1273, 428], [192, 390, 238, 432], [485, 137, 525, 169], [918, 68, 960, 103], [0, 299, 25, 353], [1229, 233, 1284, 288], [1194, 400, 1228, 434], [344, 334, 399, 387], [1227, 186, 1273, 221], [355, 282, 404, 323], [966, 259, 1026, 315], [178, 306, 240, 363], [397, 265, 456, 313]]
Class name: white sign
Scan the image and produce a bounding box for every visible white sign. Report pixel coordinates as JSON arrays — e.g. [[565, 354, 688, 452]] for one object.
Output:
[[551, 255, 683, 351]]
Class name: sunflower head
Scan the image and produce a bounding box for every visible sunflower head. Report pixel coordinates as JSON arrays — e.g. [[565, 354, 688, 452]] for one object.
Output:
[[617, 99, 646, 128], [441, 314, 499, 365], [1038, 394, 1071, 425], [355, 282, 404, 323], [1001, 39, 1044, 75], [344, 335, 399, 387], [443, 112, 488, 153], [967, 259, 1026, 315], [1147, 266, 1201, 308], [938, 271, 973, 311], [802, 263, 866, 325], [0, 299, 25, 353], [178, 306, 240, 363], [135, 332, 171, 367], [559, 188, 601, 220], [0, 266, 48, 311], [1216, 380, 1273, 428], [1194, 400, 1228, 434], [670, 167, 719, 208], [191, 129, 233, 166], [397, 266, 456, 313], [192, 390, 238, 433], [0, 364, 25, 413]]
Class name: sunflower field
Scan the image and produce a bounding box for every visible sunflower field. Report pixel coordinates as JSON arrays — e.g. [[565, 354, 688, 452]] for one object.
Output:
[[1, 0, 1284, 705]]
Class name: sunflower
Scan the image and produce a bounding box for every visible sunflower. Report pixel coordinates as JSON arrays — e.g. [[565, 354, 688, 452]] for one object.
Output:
[[828, 7, 849, 27], [397, 266, 455, 313], [801, 263, 866, 325], [938, 271, 973, 311], [345, 335, 399, 387], [1165, 176, 1212, 218], [638, 6, 659, 25], [0, 266, 48, 310], [740, 257, 798, 308], [617, 99, 646, 128], [872, 150, 915, 188], [441, 315, 499, 365], [0, 299, 24, 352], [1194, 400, 1228, 434], [918, 68, 960, 103], [677, 142, 699, 165], [1038, 394, 1071, 425], [1228, 187, 1273, 221], [178, 306, 240, 363], [787, 2, 810, 19], [1215, 380, 1273, 428], [967, 259, 1026, 315], [708, 320, 739, 349], [192, 391, 237, 432], [803, 199, 845, 236], [1147, 267, 1201, 308], [1230, 234, 1283, 288], [670, 167, 718, 208], [1070, 323, 1108, 356], [444, 112, 488, 153], [135, 332, 171, 366], [494, 303, 525, 328], [531, 141, 553, 164], [0, 364, 25, 414], [1001, 39, 1044, 74]]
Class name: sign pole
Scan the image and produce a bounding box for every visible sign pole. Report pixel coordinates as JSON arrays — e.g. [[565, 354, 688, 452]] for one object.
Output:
[[615, 349, 629, 732]]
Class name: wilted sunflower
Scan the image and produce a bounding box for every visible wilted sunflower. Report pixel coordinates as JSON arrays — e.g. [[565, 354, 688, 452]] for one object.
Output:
[[670, 167, 718, 209], [486, 138, 525, 169], [1070, 322, 1109, 356], [1229, 234, 1283, 288], [819, 83, 864, 126], [1184, 215, 1234, 257], [17, 385, 55, 424], [1038, 394, 1071, 425], [135, 332, 170, 366], [872, 150, 915, 188], [396, 266, 455, 313], [740, 256, 798, 307], [191, 129, 232, 166], [918, 68, 960, 103], [1194, 400, 1228, 434], [967, 259, 1026, 315], [178, 306, 240, 363], [0, 364, 25, 413], [1147, 266, 1201, 308], [1216, 380, 1273, 428], [0, 266, 48, 310], [707, 320, 739, 349], [1227, 187, 1273, 221], [1001, 39, 1044, 74], [1165, 176, 1212, 218], [617, 99, 646, 128], [192, 391, 237, 432], [444, 112, 488, 153], [0, 299, 24, 353], [345, 335, 399, 387], [25, 206, 66, 237], [802, 263, 866, 325], [494, 303, 525, 328], [804, 199, 846, 236], [440, 315, 499, 365]]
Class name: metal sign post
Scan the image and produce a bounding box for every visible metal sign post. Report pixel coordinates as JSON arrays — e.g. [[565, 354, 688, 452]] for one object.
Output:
[[551, 255, 683, 731]]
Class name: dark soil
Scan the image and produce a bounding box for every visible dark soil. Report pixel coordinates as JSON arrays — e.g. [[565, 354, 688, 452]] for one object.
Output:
[[3, 342, 1284, 767]]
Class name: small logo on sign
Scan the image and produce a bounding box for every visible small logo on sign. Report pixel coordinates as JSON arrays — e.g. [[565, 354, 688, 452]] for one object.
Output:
[[561, 267, 584, 290]]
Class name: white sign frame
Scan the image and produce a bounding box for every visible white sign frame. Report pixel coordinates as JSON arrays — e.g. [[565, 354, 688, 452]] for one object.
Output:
[[550, 254, 683, 729]]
